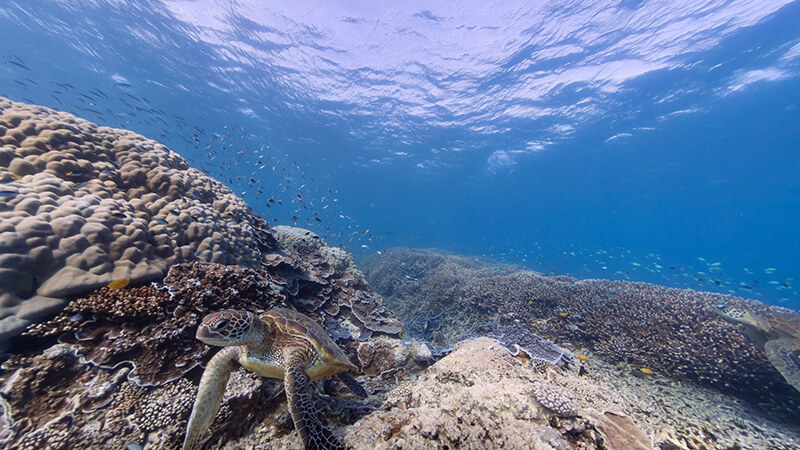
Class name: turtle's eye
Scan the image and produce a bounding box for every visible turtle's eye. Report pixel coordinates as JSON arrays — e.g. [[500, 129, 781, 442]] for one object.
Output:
[[213, 318, 230, 330]]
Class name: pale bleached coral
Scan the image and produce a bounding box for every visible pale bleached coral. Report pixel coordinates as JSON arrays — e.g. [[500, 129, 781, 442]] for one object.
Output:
[[344, 337, 649, 449]]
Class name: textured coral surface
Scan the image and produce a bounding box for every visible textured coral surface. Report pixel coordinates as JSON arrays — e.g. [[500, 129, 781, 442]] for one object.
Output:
[[345, 337, 800, 449], [0, 97, 264, 341], [0, 97, 400, 344]]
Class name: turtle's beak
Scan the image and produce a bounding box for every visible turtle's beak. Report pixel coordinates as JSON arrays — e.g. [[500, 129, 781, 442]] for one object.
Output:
[[196, 324, 227, 346]]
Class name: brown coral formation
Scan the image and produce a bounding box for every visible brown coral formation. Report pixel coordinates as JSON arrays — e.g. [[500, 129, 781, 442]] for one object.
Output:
[[0, 342, 278, 449], [0, 97, 265, 342], [23, 263, 280, 386], [270, 226, 401, 340], [362, 248, 800, 418], [1, 259, 388, 448]]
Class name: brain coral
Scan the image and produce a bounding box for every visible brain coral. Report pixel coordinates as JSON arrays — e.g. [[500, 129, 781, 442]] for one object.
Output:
[[0, 97, 265, 342]]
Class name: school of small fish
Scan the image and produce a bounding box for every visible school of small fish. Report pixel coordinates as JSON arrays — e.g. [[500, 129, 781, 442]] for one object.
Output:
[[2, 53, 797, 306], [0, 52, 380, 256]]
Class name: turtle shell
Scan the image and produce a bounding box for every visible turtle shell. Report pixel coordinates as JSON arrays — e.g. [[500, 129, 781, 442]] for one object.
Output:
[[762, 309, 800, 342], [262, 308, 357, 378]]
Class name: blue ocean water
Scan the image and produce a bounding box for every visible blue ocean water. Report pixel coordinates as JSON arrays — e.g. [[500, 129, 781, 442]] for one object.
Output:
[[1, 0, 799, 307]]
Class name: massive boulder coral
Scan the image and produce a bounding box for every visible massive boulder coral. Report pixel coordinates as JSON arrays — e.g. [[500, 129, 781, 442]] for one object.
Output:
[[0, 97, 265, 341], [0, 97, 400, 344]]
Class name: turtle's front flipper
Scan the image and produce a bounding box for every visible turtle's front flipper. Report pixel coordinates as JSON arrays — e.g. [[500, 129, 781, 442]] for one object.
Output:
[[764, 339, 800, 392], [285, 354, 344, 450], [337, 373, 367, 398], [183, 347, 241, 450]]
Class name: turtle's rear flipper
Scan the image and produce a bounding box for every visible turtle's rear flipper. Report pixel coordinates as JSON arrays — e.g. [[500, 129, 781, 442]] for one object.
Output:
[[764, 339, 800, 392], [285, 362, 345, 450], [337, 372, 368, 398]]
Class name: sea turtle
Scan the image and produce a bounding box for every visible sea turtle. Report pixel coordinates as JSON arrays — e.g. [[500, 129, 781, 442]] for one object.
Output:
[[182, 308, 367, 450], [711, 303, 800, 392]]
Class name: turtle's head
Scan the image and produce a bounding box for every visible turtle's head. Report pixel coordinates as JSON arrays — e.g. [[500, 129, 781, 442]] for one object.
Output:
[[197, 310, 255, 346], [711, 303, 750, 326]]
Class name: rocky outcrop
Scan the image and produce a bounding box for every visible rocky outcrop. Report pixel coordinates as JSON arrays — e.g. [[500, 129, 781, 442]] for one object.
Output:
[[344, 337, 652, 450]]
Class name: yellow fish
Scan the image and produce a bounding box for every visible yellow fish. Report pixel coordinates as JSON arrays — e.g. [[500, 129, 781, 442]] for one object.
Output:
[[559, 312, 568, 317], [576, 355, 588, 361], [106, 278, 130, 290], [640, 367, 654, 375]]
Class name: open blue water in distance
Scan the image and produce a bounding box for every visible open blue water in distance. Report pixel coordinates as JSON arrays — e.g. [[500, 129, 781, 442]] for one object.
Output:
[[1, 1, 799, 308]]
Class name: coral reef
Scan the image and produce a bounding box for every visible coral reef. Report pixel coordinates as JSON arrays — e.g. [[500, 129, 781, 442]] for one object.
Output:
[[345, 337, 800, 449], [363, 248, 800, 419], [0, 97, 266, 342], [0, 98, 400, 449], [24, 263, 280, 386], [577, 347, 800, 449], [0, 341, 278, 449], [3, 97, 797, 449]]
